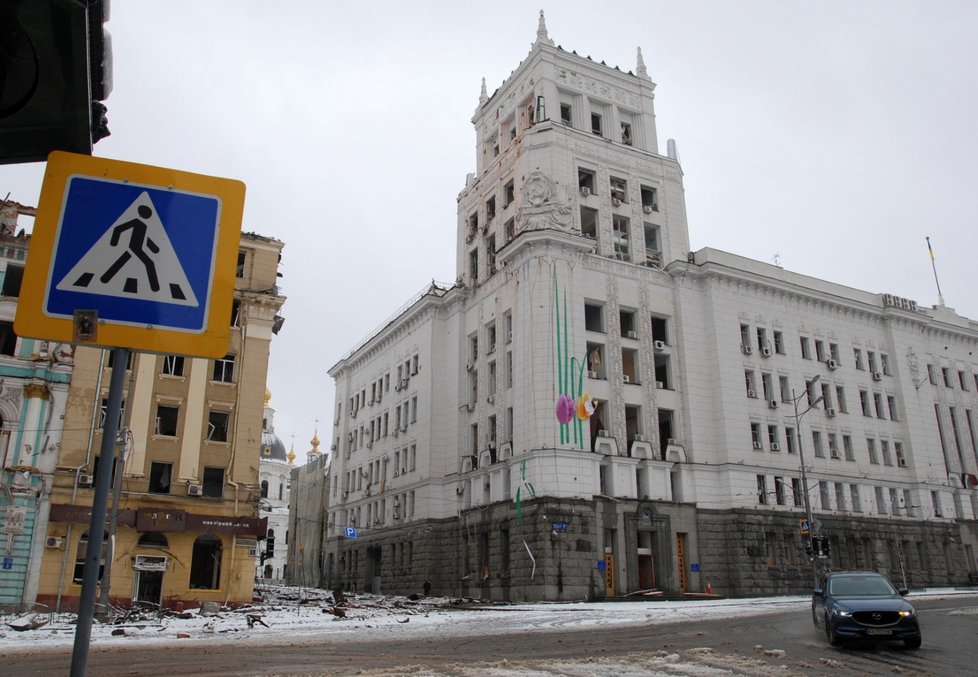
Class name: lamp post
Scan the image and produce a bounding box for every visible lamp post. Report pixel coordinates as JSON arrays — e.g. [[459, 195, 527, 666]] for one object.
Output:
[[792, 374, 823, 589]]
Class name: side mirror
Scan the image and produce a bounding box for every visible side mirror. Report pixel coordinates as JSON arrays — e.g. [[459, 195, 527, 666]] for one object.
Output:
[[813, 587, 824, 596], [898, 588, 909, 596]]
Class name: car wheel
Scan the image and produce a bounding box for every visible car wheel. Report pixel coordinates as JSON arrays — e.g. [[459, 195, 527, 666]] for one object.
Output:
[[904, 637, 921, 650], [824, 614, 841, 646]]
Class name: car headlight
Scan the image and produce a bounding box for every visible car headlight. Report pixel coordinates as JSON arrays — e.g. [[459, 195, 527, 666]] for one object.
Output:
[[898, 610, 916, 617], [831, 608, 852, 617]]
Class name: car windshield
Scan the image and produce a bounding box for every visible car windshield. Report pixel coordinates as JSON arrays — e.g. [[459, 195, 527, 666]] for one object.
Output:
[[829, 575, 897, 597]]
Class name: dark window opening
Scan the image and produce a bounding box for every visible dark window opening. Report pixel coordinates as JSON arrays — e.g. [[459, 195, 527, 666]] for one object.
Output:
[[230, 299, 240, 327], [560, 103, 572, 125], [591, 113, 602, 136], [155, 405, 179, 437], [578, 168, 596, 195], [137, 532, 168, 548], [213, 354, 235, 383], [148, 461, 173, 494], [260, 479, 269, 499], [189, 535, 222, 589], [640, 186, 658, 212], [235, 251, 246, 278], [0, 321, 15, 356], [580, 206, 598, 239], [202, 466, 224, 498], [2, 265, 24, 297], [207, 411, 230, 442], [161, 354, 185, 377]]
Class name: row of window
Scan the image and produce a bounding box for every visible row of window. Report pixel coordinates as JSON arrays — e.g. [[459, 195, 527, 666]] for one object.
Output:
[[749, 423, 908, 466], [349, 398, 419, 452], [340, 490, 416, 529], [744, 370, 900, 419], [927, 363, 978, 393], [73, 530, 227, 590], [756, 475, 946, 519], [342, 444, 417, 496], [345, 353, 420, 419], [739, 323, 892, 377], [160, 353, 236, 383], [145, 461, 226, 496]]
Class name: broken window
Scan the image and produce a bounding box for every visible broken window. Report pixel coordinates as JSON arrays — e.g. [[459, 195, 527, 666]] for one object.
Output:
[[486, 196, 496, 222], [504, 180, 515, 207], [584, 303, 604, 333], [578, 167, 596, 195], [207, 410, 230, 442], [189, 535, 222, 589], [487, 235, 497, 275], [202, 466, 224, 498], [610, 176, 627, 204], [213, 354, 235, 383], [161, 354, 185, 377], [612, 214, 630, 260], [148, 461, 173, 494], [643, 223, 660, 267], [580, 206, 598, 240], [469, 249, 478, 284], [155, 404, 179, 437], [73, 530, 108, 584], [98, 397, 127, 428], [591, 112, 602, 136], [560, 103, 572, 125], [235, 251, 246, 279], [230, 299, 240, 327], [640, 185, 658, 212], [621, 121, 632, 145]]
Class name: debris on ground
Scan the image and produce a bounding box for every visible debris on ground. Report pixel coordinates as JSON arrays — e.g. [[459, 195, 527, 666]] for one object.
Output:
[[6, 614, 49, 631]]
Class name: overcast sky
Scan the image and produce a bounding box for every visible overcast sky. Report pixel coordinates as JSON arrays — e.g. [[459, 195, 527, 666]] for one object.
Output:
[[3, 1, 977, 461]]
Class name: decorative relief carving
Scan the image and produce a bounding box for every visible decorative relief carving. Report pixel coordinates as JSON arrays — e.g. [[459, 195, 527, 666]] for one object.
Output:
[[23, 384, 50, 400], [906, 346, 920, 383], [555, 69, 640, 109], [515, 172, 573, 234]]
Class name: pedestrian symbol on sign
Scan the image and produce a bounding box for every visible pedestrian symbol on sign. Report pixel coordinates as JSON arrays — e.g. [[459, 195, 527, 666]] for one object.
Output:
[[56, 191, 199, 306]]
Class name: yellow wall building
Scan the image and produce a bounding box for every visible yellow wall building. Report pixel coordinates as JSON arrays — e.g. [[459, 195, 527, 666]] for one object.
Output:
[[35, 232, 285, 611]]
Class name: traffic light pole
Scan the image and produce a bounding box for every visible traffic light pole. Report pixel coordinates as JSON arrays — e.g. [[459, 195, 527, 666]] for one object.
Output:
[[70, 347, 129, 677], [792, 381, 822, 590]]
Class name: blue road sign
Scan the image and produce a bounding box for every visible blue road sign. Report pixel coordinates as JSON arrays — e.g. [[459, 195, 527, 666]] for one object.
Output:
[[2, 557, 12, 570], [691, 563, 700, 572], [44, 176, 221, 332], [345, 527, 357, 538]]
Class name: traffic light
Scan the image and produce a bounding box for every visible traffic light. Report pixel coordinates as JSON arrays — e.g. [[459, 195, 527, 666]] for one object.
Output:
[[0, 0, 112, 164], [810, 535, 831, 559]]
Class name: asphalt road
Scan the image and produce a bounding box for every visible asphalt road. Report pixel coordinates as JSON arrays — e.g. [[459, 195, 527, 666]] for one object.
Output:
[[4, 596, 976, 676]]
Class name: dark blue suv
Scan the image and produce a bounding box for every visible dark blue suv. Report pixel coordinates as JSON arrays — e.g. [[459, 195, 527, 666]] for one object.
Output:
[[812, 571, 921, 649]]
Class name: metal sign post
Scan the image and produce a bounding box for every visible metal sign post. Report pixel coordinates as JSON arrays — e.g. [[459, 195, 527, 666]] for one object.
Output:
[[70, 347, 129, 677]]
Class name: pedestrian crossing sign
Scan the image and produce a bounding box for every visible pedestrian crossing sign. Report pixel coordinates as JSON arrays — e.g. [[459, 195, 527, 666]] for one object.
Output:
[[15, 152, 245, 358]]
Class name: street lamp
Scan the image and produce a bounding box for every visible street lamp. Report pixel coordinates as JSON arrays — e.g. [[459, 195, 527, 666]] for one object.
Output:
[[791, 374, 823, 589]]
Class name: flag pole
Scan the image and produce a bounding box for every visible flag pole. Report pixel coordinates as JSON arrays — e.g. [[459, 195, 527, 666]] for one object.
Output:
[[926, 237, 945, 307]]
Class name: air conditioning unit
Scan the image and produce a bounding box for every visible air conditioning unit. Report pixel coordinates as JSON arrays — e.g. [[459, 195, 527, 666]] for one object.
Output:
[[46, 536, 63, 549], [598, 429, 610, 437], [826, 408, 837, 418], [330, 443, 337, 451], [366, 440, 373, 449], [830, 448, 841, 459], [626, 331, 638, 340], [741, 344, 753, 355], [466, 362, 475, 372], [456, 485, 464, 495], [752, 441, 762, 450], [623, 375, 631, 384], [77, 473, 94, 487], [612, 197, 622, 207], [486, 394, 496, 405], [401, 423, 408, 432], [633, 434, 645, 442], [487, 343, 496, 354], [342, 490, 349, 498], [826, 359, 838, 370], [643, 205, 654, 214], [392, 429, 399, 438], [580, 186, 591, 196], [507, 331, 513, 343], [769, 400, 779, 409], [655, 381, 664, 389], [747, 389, 756, 398], [466, 403, 475, 412], [770, 443, 780, 451], [898, 457, 907, 467], [187, 483, 204, 497], [364, 485, 372, 496], [653, 340, 666, 352], [872, 371, 883, 381], [667, 438, 678, 446], [588, 370, 599, 379], [761, 346, 772, 357]]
